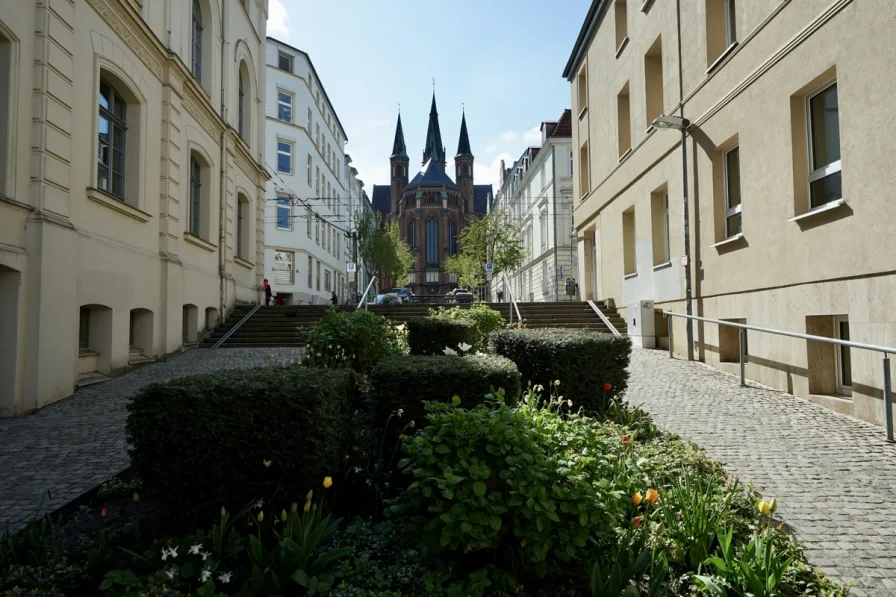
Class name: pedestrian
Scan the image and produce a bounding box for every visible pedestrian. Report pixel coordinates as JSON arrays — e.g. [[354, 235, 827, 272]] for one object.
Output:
[[263, 278, 272, 306], [497, 289, 504, 303], [331, 290, 338, 305]]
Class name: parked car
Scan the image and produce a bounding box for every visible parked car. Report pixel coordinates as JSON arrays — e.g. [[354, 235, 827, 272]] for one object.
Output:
[[391, 287, 416, 304], [448, 288, 475, 304], [368, 293, 401, 305]]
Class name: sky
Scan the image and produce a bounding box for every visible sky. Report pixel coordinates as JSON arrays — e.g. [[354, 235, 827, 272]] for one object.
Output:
[[266, 0, 592, 196]]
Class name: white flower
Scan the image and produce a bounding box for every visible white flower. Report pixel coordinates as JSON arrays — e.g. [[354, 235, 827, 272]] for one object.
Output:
[[189, 544, 203, 556], [218, 571, 233, 584], [409, 420, 415, 429], [201, 551, 212, 561], [353, 466, 362, 473], [162, 546, 178, 560], [397, 408, 404, 418], [458, 342, 472, 353], [165, 567, 177, 580], [443, 347, 458, 356], [474, 351, 487, 357], [200, 568, 212, 582], [160, 549, 168, 561], [254, 499, 264, 510]]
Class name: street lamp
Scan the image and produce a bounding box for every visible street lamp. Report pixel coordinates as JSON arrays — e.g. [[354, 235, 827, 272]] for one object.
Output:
[[651, 114, 694, 361]]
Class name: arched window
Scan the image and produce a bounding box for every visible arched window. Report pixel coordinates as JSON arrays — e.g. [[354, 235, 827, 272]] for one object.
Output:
[[407, 218, 416, 249], [97, 78, 127, 199], [425, 216, 439, 265], [191, 0, 203, 83], [189, 155, 202, 236], [448, 219, 457, 256], [238, 68, 245, 137]]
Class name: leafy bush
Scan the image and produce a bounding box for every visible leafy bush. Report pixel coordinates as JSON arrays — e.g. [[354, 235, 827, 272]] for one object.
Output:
[[126, 365, 358, 518], [301, 308, 400, 373], [490, 328, 631, 414], [369, 355, 521, 437], [406, 318, 475, 356], [429, 304, 506, 351]]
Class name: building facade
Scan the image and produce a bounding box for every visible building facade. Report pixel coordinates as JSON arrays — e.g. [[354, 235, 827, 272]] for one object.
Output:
[[0, 0, 268, 416], [263, 38, 351, 305], [371, 95, 493, 296], [343, 154, 376, 303], [489, 110, 576, 303], [565, 0, 896, 427]]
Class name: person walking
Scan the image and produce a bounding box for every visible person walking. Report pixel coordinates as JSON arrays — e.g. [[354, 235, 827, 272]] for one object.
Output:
[[263, 278, 272, 306], [496, 288, 504, 303], [331, 290, 338, 305]]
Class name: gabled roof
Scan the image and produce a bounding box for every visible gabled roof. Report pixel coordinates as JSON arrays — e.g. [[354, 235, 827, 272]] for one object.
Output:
[[456, 112, 473, 158], [391, 113, 408, 159], [406, 155, 458, 190], [551, 109, 573, 138], [371, 185, 391, 215]]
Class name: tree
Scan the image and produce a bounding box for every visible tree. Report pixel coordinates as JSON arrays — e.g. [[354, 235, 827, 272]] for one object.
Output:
[[444, 208, 526, 285], [356, 210, 415, 288], [443, 253, 485, 290]]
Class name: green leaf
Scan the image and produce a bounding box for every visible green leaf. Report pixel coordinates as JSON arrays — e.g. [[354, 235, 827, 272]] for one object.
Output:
[[473, 481, 487, 497], [488, 515, 502, 531]]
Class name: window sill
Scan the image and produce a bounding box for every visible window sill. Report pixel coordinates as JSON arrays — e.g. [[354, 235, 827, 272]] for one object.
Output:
[[184, 233, 217, 252], [234, 256, 254, 270], [787, 199, 846, 223], [640, 0, 655, 12], [706, 42, 739, 75], [623, 272, 638, 280], [86, 188, 152, 223], [652, 261, 672, 271], [79, 348, 99, 357], [615, 37, 630, 59], [617, 148, 633, 163], [578, 106, 588, 120], [710, 232, 745, 249]]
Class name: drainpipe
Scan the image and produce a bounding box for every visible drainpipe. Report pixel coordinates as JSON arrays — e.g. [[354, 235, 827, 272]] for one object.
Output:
[[218, 0, 228, 320], [551, 144, 559, 302]]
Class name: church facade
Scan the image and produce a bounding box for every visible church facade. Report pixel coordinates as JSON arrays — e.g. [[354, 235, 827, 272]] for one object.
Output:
[[371, 95, 493, 297]]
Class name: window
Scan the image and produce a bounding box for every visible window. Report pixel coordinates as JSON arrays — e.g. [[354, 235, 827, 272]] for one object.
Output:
[[277, 91, 292, 123], [315, 216, 320, 244], [316, 123, 320, 148], [724, 145, 742, 237], [651, 190, 670, 266], [325, 269, 331, 291], [189, 155, 202, 235], [719, 318, 747, 362], [238, 67, 247, 138], [645, 36, 664, 126], [307, 255, 313, 287], [97, 78, 127, 199], [579, 142, 590, 195], [236, 195, 248, 258], [276, 194, 291, 230], [834, 316, 852, 392], [191, 0, 203, 82], [277, 141, 292, 173], [569, 149, 574, 176], [407, 218, 416, 249], [807, 81, 841, 208], [278, 51, 292, 73], [316, 260, 321, 291], [615, 0, 628, 52], [623, 207, 636, 276], [79, 307, 90, 349], [617, 82, 631, 156], [425, 216, 439, 265], [315, 166, 320, 194], [725, 0, 737, 47], [448, 219, 457, 256], [539, 209, 548, 251], [306, 207, 312, 237], [706, 0, 737, 68], [576, 67, 587, 115], [273, 250, 294, 284], [306, 154, 312, 186], [316, 90, 321, 106]]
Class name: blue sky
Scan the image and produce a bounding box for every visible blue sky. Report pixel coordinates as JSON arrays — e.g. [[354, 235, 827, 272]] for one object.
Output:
[[267, 0, 591, 194]]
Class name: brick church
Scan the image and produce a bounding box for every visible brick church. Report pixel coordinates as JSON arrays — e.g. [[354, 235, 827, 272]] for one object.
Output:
[[371, 94, 493, 297]]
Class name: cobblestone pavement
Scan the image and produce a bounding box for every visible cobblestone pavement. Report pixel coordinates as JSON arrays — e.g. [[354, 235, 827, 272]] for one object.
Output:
[[628, 348, 896, 596], [0, 348, 303, 532]]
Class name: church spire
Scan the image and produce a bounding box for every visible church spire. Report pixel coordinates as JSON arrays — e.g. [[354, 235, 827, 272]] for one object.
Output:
[[390, 112, 408, 159], [422, 91, 444, 165], [456, 110, 473, 159]]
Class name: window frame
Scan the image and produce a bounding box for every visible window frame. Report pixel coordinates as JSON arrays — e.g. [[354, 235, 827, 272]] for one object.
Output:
[[238, 69, 246, 137], [277, 51, 292, 73], [191, 0, 203, 83], [723, 144, 742, 239], [306, 207, 312, 238], [662, 194, 670, 263], [724, 0, 737, 48], [97, 78, 127, 200], [79, 307, 90, 349], [273, 249, 294, 285], [833, 315, 852, 394], [276, 140, 293, 174], [236, 197, 245, 258], [806, 79, 842, 209], [277, 89, 293, 124], [276, 193, 291, 230], [189, 155, 202, 235], [425, 216, 439, 266]]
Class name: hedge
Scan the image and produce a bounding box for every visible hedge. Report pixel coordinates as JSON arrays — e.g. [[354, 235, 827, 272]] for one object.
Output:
[[406, 317, 476, 356], [489, 328, 631, 413], [126, 365, 358, 518], [369, 355, 521, 439]]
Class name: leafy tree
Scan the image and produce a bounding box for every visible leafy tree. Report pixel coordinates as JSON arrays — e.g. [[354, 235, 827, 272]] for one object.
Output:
[[444, 208, 526, 284], [356, 211, 415, 288], [443, 253, 485, 290]]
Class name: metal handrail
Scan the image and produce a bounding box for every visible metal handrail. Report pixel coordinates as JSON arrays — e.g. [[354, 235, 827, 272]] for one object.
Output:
[[503, 272, 522, 325], [210, 304, 261, 350], [664, 310, 894, 442], [587, 300, 621, 337], [356, 277, 377, 311]]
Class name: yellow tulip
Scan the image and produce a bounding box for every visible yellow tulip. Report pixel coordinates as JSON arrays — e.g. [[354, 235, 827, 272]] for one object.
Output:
[[291, 502, 298, 513], [221, 506, 227, 518], [632, 492, 643, 505], [132, 492, 140, 502], [281, 509, 288, 522], [304, 500, 312, 512], [645, 489, 659, 504], [758, 501, 770, 515], [306, 490, 313, 501], [769, 497, 777, 514], [323, 476, 333, 489], [257, 511, 264, 523]]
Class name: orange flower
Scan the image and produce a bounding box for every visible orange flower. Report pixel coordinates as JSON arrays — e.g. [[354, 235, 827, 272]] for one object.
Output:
[[621, 435, 631, 443], [645, 488, 659, 504], [632, 492, 643, 505], [632, 516, 642, 529], [603, 382, 613, 392], [323, 476, 333, 489], [100, 507, 107, 518]]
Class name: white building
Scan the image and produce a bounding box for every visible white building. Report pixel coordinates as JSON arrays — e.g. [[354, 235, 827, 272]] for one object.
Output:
[[490, 110, 576, 303], [263, 38, 351, 305], [343, 154, 376, 303]]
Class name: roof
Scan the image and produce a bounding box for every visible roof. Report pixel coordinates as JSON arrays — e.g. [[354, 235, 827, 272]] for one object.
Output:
[[406, 156, 458, 190], [561, 0, 609, 81], [551, 109, 573, 137], [391, 113, 408, 159], [473, 185, 493, 216], [456, 112, 473, 158], [422, 92, 445, 164], [371, 185, 391, 216]]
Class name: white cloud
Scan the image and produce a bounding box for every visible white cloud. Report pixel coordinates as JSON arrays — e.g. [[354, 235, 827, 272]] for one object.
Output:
[[495, 126, 542, 147], [484, 143, 497, 153], [522, 126, 542, 146], [267, 0, 289, 37]]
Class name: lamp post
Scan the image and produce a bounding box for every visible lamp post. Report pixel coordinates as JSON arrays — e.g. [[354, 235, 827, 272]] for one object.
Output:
[[651, 114, 693, 361]]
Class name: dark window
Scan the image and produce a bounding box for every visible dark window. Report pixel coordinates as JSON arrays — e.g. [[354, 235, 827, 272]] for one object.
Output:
[[425, 216, 439, 265], [277, 91, 292, 123], [448, 219, 457, 256], [189, 156, 201, 235], [407, 218, 416, 249], [808, 81, 841, 208], [236, 199, 245, 257], [277, 141, 292, 173], [79, 307, 90, 349], [191, 0, 203, 82], [97, 78, 126, 199], [238, 69, 246, 138], [278, 51, 292, 73]]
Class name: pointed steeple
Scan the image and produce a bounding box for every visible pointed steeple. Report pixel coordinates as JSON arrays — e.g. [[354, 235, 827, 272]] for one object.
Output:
[[390, 113, 408, 159], [456, 111, 473, 158], [422, 91, 444, 165]]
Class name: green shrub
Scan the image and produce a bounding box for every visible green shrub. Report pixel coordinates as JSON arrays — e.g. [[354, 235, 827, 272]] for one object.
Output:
[[490, 328, 631, 413], [406, 317, 476, 356], [369, 355, 521, 436], [301, 308, 400, 373], [126, 365, 358, 518], [429, 304, 506, 351]]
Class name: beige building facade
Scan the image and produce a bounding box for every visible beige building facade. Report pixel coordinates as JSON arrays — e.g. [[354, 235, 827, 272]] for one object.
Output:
[[0, 0, 268, 416], [565, 0, 896, 428]]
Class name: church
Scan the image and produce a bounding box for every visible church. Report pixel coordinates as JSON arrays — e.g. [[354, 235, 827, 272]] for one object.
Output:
[[371, 94, 493, 297]]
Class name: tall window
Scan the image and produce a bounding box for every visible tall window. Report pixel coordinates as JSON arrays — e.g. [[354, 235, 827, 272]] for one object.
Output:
[[315, 167, 320, 194], [425, 217, 439, 265], [834, 316, 852, 393], [725, 0, 737, 47], [407, 218, 416, 249], [79, 307, 90, 349], [307, 255, 313, 288], [238, 69, 246, 138], [306, 207, 312, 237], [579, 142, 590, 195], [276, 194, 291, 230], [307, 108, 312, 132], [617, 82, 631, 156], [191, 0, 203, 82], [306, 154, 312, 186], [325, 269, 331, 291], [576, 67, 587, 114], [273, 250, 294, 284], [651, 190, 670, 266], [278, 51, 292, 73], [316, 261, 321, 291], [236, 196, 246, 258], [277, 91, 292, 123], [539, 209, 548, 252], [189, 156, 201, 235], [277, 141, 292, 173], [724, 145, 742, 237], [97, 79, 126, 199], [807, 81, 841, 208], [448, 220, 457, 257]]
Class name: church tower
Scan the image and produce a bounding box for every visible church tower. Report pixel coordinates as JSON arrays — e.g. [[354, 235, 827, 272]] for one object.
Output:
[[422, 93, 446, 171], [389, 112, 409, 217], [455, 111, 475, 214]]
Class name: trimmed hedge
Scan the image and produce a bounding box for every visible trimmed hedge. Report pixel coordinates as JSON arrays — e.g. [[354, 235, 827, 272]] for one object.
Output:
[[490, 328, 631, 413], [406, 317, 476, 356], [369, 355, 521, 435], [126, 365, 358, 517]]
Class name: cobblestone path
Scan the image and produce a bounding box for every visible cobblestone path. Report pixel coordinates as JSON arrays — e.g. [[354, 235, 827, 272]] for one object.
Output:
[[0, 348, 303, 532], [628, 348, 896, 596]]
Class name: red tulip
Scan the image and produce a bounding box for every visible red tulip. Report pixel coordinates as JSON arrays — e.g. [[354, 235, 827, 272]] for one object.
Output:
[[621, 435, 631, 443], [603, 382, 613, 392], [632, 516, 642, 529]]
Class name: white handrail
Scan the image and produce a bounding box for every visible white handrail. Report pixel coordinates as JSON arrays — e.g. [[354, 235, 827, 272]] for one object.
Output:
[[502, 272, 522, 324], [356, 277, 377, 310], [587, 300, 621, 337]]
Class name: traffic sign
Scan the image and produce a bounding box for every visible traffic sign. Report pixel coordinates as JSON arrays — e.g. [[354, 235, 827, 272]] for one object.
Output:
[[347, 263, 356, 273], [484, 263, 493, 272]]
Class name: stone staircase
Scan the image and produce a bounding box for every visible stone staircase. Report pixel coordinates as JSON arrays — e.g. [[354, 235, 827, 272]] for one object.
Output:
[[201, 301, 627, 349]]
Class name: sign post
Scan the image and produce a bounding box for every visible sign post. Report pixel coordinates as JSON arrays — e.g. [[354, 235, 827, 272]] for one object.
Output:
[[484, 262, 493, 282]]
